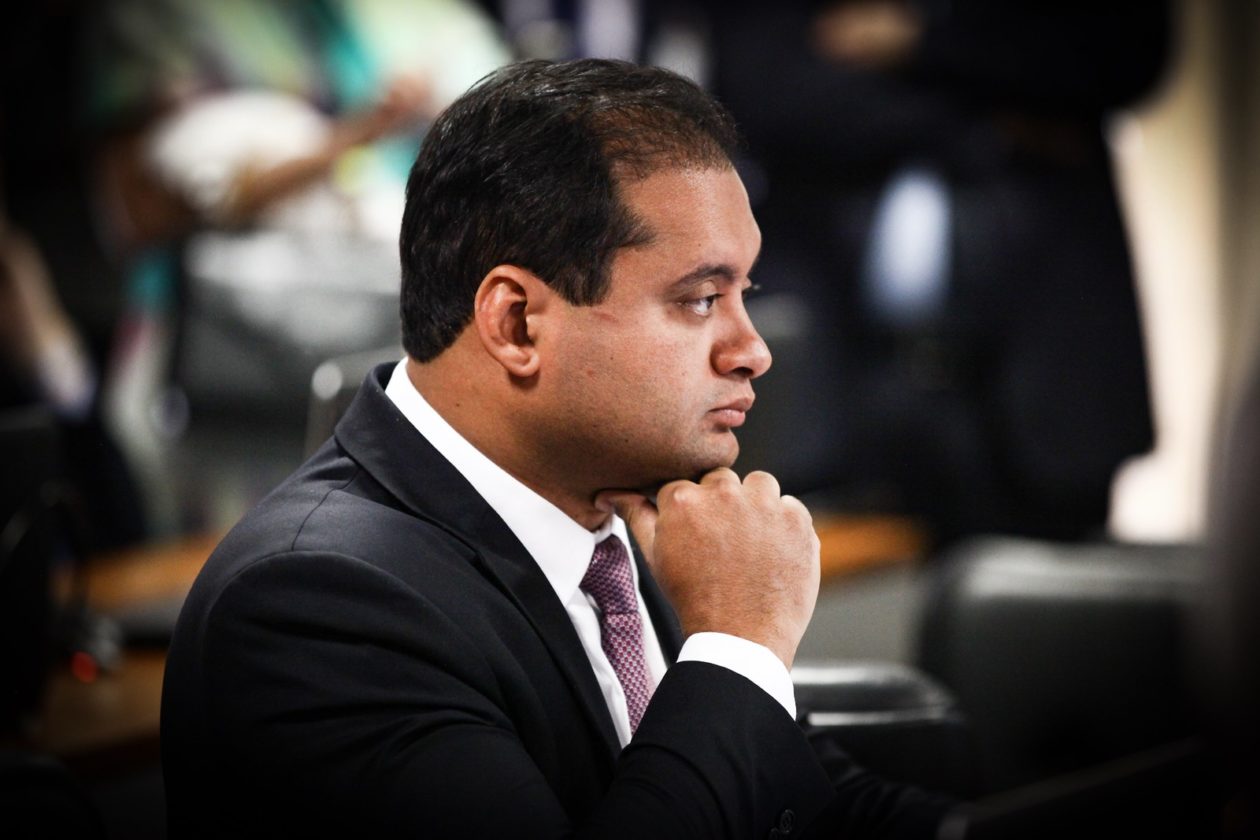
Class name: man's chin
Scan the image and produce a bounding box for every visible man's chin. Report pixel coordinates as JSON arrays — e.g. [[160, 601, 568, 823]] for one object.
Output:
[[618, 439, 740, 492], [675, 448, 739, 485]]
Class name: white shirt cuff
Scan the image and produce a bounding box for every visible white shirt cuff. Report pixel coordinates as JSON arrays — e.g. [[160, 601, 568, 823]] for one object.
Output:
[[675, 632, 797, 720]]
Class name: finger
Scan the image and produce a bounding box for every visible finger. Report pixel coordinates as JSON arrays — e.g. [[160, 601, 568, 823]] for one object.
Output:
[[698, 467, 739, 487], [743, 470, 781, 498], [780, 495, 816, 533], [595, 490, 659, 564], [655, 477, 695, 508], [780, 494, 812, 518]]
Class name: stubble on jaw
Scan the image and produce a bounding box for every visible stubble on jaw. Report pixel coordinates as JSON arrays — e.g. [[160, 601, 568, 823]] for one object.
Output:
[[638, 434, 742, 494]]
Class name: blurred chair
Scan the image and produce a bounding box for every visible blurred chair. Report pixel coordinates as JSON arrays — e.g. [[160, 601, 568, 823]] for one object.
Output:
[[305, 346, 402, 455], [0, 751, 106, 839], [794, 660, 974, 797], [180, 233, 404, 423], [0, 411, 109, 838], [0, 407, 63, 735], [916, 537, 1201, 795]]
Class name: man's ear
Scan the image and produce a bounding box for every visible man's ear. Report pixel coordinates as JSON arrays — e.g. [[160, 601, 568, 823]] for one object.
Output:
[[473, 265, 551, 378]]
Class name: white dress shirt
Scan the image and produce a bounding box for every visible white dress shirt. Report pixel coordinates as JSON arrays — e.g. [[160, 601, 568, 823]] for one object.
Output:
[[385, 360, 795, 746]]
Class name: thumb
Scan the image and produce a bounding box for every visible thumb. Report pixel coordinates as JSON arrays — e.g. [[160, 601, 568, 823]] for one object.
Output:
[[595, 490, 658, 566]]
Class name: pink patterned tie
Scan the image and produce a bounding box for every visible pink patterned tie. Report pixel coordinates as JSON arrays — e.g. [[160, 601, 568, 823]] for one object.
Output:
[[581, 534, 654, 733]]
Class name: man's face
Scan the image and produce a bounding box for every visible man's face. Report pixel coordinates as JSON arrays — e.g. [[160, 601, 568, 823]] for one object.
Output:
[[535, 166, 771, 494]]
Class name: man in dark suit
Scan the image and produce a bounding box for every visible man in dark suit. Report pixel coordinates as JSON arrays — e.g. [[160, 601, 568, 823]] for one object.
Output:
[[161, 59, 950, 838]]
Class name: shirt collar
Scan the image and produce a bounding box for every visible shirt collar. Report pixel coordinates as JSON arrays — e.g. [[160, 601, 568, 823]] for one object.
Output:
[[384, 359, 632, 604]]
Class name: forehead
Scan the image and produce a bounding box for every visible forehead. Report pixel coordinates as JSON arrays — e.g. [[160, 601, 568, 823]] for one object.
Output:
[[612, 167, 761, 286]]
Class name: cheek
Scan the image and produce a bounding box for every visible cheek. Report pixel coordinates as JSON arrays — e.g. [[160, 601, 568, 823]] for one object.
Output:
[[570, 318, 709, 417], [629, 348, 702, 419], [631, 336, 682, 375]]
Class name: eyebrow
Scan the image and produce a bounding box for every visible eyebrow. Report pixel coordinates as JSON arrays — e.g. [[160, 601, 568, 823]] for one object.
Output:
[[667, 253, 762, 294]]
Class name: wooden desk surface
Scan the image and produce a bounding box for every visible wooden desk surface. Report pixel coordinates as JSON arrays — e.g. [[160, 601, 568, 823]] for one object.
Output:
[[84, 532, 224, 613], [35, 533, 222, 775], [36, 514, 923, 773], [816, 514, 925, 578]]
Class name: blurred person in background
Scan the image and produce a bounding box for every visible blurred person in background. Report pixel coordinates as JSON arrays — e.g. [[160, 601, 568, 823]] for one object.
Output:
[[87, 0, 509, 249], [2, 6, 148, 738], [482, 0, 712, 85], [2, 3, 147, 551], [708, 1, 1169, 545], [80, 0, 510, 530], [0, 196, 96, 428]]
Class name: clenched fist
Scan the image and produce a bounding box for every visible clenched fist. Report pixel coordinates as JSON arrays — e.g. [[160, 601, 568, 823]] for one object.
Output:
[[598, 468, 821, 669]]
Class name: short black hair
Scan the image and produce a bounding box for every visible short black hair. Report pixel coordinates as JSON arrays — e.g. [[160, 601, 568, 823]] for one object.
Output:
[[399, 59, 741, 362]]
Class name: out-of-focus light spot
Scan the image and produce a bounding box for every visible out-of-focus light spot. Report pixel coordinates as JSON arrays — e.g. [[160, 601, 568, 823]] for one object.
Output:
[[70, 651, 99, 684], [312, 361, 344, 401]]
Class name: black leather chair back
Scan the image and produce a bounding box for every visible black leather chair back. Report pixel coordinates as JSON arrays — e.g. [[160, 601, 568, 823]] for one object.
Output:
[[917, 538, 1201, 794], [793, 660, 974, 796], [0, 408, 61, 735]]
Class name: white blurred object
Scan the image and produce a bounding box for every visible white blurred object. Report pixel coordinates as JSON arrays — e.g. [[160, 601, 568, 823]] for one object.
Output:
[[351, 0, 510, 108], [144, 90, 371, 234], [577, 0, 639, 60], [34, 336, 97, 421], [145, 91, 342, 226], [862, 165, 952, 329], [1106, 0, 1222, 543], [647, 12, 710, 87]]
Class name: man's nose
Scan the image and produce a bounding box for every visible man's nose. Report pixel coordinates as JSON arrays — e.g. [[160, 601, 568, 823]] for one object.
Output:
[[713, 308, 772, 379]]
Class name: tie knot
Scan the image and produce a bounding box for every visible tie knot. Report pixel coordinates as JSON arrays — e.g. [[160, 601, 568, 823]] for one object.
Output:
[[581, 534, 637, 616]]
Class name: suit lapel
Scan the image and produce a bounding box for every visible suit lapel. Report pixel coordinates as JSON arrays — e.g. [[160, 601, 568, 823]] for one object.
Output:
[[452, 493, 622, 757], [474, 538, 622, 757], [334, 365, 622, 761]]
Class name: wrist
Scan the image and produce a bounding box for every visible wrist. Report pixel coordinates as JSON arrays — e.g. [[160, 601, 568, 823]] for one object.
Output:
[[682, 620, 797, 670]]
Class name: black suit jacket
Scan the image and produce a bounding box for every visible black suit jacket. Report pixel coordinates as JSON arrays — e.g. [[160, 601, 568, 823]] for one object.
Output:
[[161, 364, 948, 838]]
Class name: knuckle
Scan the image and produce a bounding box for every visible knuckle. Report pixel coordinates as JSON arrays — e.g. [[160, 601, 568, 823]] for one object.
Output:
[[670, 485, 694, 508], [744, 470, 780, 491], [657, 479, 690, 505], [781, 495, 812, 520]]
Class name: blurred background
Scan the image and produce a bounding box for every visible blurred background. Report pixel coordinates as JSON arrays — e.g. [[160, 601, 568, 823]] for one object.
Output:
[[1, 0, 1257, 837]]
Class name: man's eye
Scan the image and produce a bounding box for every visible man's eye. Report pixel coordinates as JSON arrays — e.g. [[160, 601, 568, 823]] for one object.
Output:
[[742, 282, 763, 300], [684, 294, 720, 315]]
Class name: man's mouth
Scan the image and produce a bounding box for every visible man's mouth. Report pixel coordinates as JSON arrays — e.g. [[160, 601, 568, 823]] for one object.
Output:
[[708, 396, 754, 428]]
